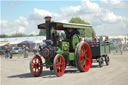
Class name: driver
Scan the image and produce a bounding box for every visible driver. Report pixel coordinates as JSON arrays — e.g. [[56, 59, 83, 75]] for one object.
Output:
[[64, 29, 71, 39], [71, 29, 80, 36], [51, 26, 60, 45], [64, 28, 80, 40]]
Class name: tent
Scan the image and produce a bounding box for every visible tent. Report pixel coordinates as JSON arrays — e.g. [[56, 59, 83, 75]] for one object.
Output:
[[9, 41, 20, 45], [18, 41, 35, 51], [0, 41, 9, 46]]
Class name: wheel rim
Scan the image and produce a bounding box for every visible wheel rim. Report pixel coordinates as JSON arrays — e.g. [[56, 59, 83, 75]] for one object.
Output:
[[79, 43, 91, 71], [55, 55, 65, 76], [31, 56, 42, 76]]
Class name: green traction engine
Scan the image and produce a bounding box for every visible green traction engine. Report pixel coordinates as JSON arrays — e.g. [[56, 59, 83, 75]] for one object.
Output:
[[30, 16, 92, 77]]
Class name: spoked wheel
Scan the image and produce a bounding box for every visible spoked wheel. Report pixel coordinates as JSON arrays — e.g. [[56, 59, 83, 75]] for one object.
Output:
[[98, 57, 104, 67], [75, 42, 92, 72], [30, 55, 43, 77], [105, 55, 110, 65], [53, 54, 65, 77]]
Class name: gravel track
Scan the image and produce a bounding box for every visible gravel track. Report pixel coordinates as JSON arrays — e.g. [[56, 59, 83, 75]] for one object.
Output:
[[1, 52, 128, 85]]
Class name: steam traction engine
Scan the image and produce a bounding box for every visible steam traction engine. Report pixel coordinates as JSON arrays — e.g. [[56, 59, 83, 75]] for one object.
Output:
[[29, 16, 92, 77]]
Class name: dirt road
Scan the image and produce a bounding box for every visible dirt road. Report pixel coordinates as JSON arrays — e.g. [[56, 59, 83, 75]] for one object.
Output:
[[1, 52, 128, 85]]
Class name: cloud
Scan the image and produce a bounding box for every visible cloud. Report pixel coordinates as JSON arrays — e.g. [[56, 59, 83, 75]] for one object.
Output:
[[0, 16, 31, 35], [8, 0, 24, 7], [101, 0, 128, 8], [1, 0, 128, 36], [18, 26, 25, 33], [34, 8, 52, 17], [16, 16, 29, 26], [103, 11, 122, 23]]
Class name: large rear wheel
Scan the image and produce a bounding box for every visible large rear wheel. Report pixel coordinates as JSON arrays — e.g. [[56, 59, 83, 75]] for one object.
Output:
[[75, 42, 92, 72], [53, 54, 65, 77], [30, 55, 43, 77]]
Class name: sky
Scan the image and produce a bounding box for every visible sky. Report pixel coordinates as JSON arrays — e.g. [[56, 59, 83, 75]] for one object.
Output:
[[0, 0, 128, 36]]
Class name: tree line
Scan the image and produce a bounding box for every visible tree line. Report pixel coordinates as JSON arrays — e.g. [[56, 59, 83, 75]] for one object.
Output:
[[0, 33, 35, 38]]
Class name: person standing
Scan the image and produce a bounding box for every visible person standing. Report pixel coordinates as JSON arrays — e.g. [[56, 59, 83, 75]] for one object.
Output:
[[119, 40, 123, 55], [23, 45, 29, 58], [4, 46, 9, 59], [105, 36, 110, 42], [9, 46, 13, 59]]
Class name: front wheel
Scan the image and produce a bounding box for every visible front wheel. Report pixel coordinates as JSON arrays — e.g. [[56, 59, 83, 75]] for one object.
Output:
[[53, 54, 65, 77], [30, 55, 43, 77]]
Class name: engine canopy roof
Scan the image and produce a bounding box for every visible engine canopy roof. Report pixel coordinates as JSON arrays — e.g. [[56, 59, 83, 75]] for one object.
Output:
[[38, 22, 92, 30]]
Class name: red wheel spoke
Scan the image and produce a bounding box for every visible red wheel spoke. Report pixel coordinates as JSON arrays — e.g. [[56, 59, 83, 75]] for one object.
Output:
[[84, 49, 88, 54], [86, 57, 90, 60], [60, 58, 62, 63], [80, 58, 84, 65], [33, 64, 37, 68], [36, 60, 41, 64], [80, 52, 84, 57], [80, 60, 83, 64], [56, 58, 60, 63], [84, 59, 86, 65], [82, 59, 86, 65], [56, 62, 61, 67], [35, 59, 37, 64]]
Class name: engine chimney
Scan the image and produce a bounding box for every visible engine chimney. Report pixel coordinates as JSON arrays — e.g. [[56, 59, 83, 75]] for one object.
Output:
[[44, 16, 51, 40]]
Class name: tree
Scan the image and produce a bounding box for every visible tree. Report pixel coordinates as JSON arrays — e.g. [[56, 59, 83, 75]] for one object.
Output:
[[0, 33, 35, 38], [69, 17, 89, 25], [69, 17, 96, 38], [0, 34, 8, 38], [10, 33, 27, 37]]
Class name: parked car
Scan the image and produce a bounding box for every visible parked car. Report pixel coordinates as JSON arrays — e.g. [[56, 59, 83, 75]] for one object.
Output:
[[0, 47, 4, 55], [123, 44, 128, 51], [11, 47, 23, 54]]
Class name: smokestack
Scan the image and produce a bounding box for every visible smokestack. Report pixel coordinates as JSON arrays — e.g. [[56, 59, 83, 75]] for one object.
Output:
[[44, 16, 52, 40]]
